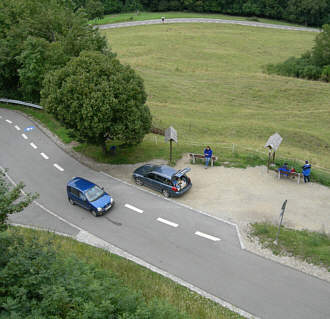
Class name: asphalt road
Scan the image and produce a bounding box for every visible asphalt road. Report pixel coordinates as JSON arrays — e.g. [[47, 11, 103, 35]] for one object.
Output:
[[1, 109, 330, 319], [97, 18, 320, 32]]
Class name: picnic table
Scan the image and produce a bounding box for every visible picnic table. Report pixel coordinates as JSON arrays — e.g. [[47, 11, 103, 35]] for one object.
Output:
[[189, 153, 218, 167], [277, 168, 301, 184]]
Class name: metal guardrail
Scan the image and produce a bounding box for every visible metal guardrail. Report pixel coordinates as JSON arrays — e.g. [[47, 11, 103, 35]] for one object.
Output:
[[0, 98, 43, 109]]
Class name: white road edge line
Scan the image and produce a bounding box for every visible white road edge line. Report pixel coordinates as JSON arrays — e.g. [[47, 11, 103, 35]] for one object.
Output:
[[195, 231, 221, 242], [14, 125, 21, 131], [30, 142, 37, 149], [124, 203, 143, 214], [40, 152, 49, 160], [157, 217, 179, 228], [22, 133, 28, 139], [53, 163, 64, 172], [1, 166, 257, 319], [6, 119, 12, 124]]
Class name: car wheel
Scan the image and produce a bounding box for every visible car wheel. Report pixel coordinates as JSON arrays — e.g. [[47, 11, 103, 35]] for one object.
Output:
[[69, 198, 75, 205], [91, 209, 97, 217], [135, 178, 143, 186], [162, 189, 170, 198]]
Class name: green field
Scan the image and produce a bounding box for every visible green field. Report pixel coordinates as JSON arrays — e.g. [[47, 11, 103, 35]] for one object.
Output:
[[102, 23, 330, 169]]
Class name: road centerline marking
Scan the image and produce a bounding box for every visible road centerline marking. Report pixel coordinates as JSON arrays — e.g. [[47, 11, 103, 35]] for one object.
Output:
[[30, 142, 37, 149], [6, 119, 12, 124], [125, 204, 143, 214], [195, 231, 221, 242], [22, 133, 28, 140], [157, 217, 179, 228], [53, 163, 64, 172], [14, 125, 21, 131], [40, 152, 49, 160]]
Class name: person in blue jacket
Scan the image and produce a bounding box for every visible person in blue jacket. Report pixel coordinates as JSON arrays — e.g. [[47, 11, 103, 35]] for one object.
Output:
[[302, 160, 311, 183], [204, 146, 213, 169]]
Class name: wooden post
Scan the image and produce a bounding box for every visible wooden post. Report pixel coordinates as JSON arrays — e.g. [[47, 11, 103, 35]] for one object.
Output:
[[170, 139, 173, 163]]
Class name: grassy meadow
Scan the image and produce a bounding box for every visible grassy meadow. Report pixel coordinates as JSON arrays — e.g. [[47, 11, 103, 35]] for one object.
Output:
[[102, 23, 330, 169]]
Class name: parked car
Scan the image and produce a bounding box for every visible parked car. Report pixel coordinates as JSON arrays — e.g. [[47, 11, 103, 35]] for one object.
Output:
[[67, 177, 114, 216], [133, 164, 192, 197]]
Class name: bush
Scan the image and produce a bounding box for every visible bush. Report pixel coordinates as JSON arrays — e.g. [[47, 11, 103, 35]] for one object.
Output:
[[301, 65, 322, 80], [321, 65, 330, 81], [0, 231, 188, 319]]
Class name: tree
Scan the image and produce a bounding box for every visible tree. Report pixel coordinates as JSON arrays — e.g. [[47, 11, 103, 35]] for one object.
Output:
[[0, 0, 108, 101], [41, 51, 152, 153], [312, 24, 330, 67], [0, 170, 38, 231]]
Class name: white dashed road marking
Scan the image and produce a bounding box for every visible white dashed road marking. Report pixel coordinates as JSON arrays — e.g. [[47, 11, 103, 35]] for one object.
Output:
[[157, 217, 179, 228], [30, 142, 37, 149], [22, 133, 28, 140], [40, 152, 49, 160], [6, 119, 12, 124], [125, 204, 143, 214], [14, 125, 21, 131], [53, 163, 64, 172], [195, 231, 221, 242]]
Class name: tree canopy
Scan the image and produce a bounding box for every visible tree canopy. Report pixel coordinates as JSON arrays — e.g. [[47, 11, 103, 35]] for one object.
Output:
[[0, 0, 108, 101], [41, 51, 152, 151]]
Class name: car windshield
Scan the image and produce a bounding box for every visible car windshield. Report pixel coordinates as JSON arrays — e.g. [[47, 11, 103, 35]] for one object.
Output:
[[85, 185, 104, 202]]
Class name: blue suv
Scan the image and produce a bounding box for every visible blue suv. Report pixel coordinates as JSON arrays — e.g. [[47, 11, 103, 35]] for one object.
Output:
[[67, 177, 114, 216], [133, 164, 192, 197]]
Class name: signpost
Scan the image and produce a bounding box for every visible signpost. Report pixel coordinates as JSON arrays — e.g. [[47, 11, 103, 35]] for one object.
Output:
[[264, 133, 283, 172], [274, 200, 287, 245], [165, 126, 177, 163]]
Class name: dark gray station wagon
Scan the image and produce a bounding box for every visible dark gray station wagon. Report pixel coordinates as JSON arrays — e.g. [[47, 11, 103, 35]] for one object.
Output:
[[133, 164, 192, 197]]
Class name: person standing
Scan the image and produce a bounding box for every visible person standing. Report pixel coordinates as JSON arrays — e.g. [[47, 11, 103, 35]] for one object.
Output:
[[204, 146, 213, 169], [302, 160, 312, 183]]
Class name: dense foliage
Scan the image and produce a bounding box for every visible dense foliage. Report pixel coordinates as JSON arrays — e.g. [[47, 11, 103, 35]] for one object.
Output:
[[266, 24, 330, 81], [41, 51, 152, 151], [0, 0, 108, 102], [0, 231, 188, 318], [81, 0, 330, 27], [0, 170, 37, 231]]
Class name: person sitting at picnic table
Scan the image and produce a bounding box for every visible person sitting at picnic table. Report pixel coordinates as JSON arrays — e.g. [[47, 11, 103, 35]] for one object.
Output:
[[203, 146, 213, 169], [279, 163, 290, 176], [290, 167, 296, 179], [302, 160, 312, 183]]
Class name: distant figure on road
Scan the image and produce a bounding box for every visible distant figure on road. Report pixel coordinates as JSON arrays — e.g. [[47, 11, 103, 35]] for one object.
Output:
[[302, 160, 312, 183], [204, 146, 213, 169]]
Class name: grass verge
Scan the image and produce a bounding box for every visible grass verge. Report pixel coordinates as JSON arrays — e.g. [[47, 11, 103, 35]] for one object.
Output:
[[10, 226, 245, 319], [250, 223, 330, 271], [90, 11, 305, 28]]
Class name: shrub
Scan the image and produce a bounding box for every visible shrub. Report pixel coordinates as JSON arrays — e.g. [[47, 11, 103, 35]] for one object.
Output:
[[0, 231, 188, 319], [321, 65, 330, 81]]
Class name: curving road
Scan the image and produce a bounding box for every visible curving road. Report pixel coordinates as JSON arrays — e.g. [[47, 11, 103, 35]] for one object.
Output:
[[1, 108, 330, 319], [97, 18, 320, 32]]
